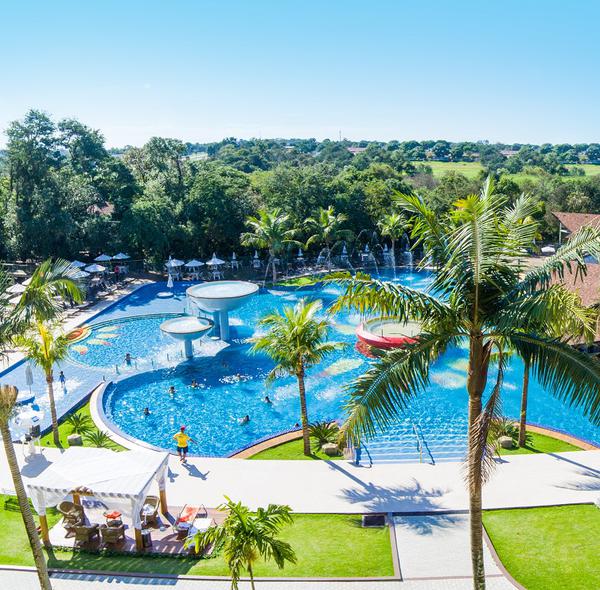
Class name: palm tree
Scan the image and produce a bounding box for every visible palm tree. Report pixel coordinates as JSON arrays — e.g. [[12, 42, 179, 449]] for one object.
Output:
[[185, 497, 296, 590], [305, 206, 353, 268], [0, 385, 52, 590], [241, 208, 297, 283], [251, 299, 344, 456], [377, 211, 409, 267], [333, 179, 600, 589], [17, 324, 70, 447], [14, 258, 84, 326]]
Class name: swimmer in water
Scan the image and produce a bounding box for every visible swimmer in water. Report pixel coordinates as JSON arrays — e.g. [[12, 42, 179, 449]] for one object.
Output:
[[191, 379, 199, 388], [143, 407, 150, 416], [240, 415, 250, 425], [264, 395, 272, 404], [125, 353, 132, 366], [168, 386, 175, 396]]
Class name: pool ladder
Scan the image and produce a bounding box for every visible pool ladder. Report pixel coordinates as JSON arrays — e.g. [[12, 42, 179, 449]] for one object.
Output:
[[411, 421, 435, 465]]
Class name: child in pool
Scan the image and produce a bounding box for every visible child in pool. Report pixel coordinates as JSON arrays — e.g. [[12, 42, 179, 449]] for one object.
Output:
[[239, 415, 250, 425]]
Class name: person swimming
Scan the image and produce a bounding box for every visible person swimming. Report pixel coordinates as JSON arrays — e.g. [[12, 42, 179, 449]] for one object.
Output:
[[143, 407, 150, 416], [125, 353, 132, 366], [168, 385, 175, 396], [240, 415, 250, 425], [264, 395, 272, 404], [191, 379, 199, 388]]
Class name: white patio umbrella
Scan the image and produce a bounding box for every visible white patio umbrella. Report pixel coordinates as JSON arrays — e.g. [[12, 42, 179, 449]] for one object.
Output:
[[71, 269, 90, 280], [22, 277, 33, 286], [9, 295, 21, 305], [206, 253, 225, 266], [12, 269, 27, 278], [231, 252, 237, 261], [541, 245, 556, 254], [94, 254, 112, 262], [85, 263, 106, 273], [184, 259, 204, 268], [25, 364, 34, 394], [70, 260, 87, 268], [112, 252, 130, 260], [165, 258, 184, 268], [7, 283, 26, 294]]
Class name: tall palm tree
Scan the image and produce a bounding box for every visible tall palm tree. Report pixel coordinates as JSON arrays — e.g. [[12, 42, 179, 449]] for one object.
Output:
[[14, 258, 84, 326], [16, 324, 69, 447], [185, 497, 296, 590], [305, 206, 353, 268], [377, 211, 409, 267], [333, 179, 600, 589], [251, 299, 344, 456], [241, 208, 297, 283], [0, 385, 53, 590]]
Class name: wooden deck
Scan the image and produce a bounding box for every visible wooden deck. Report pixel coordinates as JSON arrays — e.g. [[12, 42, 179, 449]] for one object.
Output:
[[48, 499, 225, 555]]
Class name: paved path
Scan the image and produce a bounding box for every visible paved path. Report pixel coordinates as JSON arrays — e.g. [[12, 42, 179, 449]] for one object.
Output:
[[0, 568, 516, 589], [1, 446, 599, 513]]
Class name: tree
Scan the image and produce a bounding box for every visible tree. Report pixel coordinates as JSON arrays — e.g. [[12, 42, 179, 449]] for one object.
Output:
[[305, 206, 352, 266], [377, 211, 409, 266], [241, 208, 297, 283], [185, 497, 296, 590], [333, 179, 600, 589], [16, 323, 70, 446], [0, 386, 53, 590], [251, 299, 344, 455]]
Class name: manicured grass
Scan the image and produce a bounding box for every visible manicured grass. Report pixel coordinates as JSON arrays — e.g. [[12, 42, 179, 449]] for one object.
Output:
[[483, 505, 600, 590], [0, 500, 393, 578], [412, 160, 483, 179], [277, 276, 318, 287], [39, 400, 126, 451], [248, 437, 344, 460], [496, 431, 581, 456], [567, 163, 600, 176]]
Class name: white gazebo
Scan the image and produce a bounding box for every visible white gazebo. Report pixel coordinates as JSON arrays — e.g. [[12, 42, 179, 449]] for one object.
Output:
[[94, 254, 112, 262], [85, 263, 106, 273], [26, 448, 169, 550]]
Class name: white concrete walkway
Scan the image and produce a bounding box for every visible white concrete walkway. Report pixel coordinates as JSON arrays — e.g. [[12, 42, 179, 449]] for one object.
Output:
[[1, 447, 599, 513]]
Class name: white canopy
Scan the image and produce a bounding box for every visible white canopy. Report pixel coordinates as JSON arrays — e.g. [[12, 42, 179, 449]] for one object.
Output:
[[71, 269, 91, 280], [165, 258, 184, 268], [70, 260, 87, 268], [27, 447, 169, 529], [185, 259, 204, 267], [541, 245, 556, 254], [7, 283, 26, 294], [22, 277, 33, 286], [85, 264, 106, 273], [112, 252, 130, 260], [206, 253, 225, 266], [94, 254, 112, 262], [12, 269, 28, 278]]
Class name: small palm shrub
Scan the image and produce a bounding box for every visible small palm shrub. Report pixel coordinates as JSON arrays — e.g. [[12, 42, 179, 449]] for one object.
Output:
[[65, 412, 93, 435], [489, 417, 531, 449], [309, 421, 340, 452], [84, 430, 114, 449]]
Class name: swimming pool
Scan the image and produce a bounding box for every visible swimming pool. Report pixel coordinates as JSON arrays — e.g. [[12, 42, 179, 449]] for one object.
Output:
[[69, 271, 599, 460]]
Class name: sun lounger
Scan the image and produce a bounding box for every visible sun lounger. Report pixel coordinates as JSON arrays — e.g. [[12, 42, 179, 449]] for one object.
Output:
[[173, 504, 207, 534]]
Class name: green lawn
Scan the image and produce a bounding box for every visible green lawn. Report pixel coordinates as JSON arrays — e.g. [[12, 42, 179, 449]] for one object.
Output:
[[39, 400, 126, 451], [496, 431, 581, 456], [248, 437, 344, 460], [412, 160, 483, 179], [483, 505, 600, 590], [0, 501, 393, 578]]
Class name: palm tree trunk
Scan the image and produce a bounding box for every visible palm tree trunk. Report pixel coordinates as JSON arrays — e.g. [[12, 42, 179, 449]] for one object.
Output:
[[296, 368, 311, 456], [467, 334, 489, 590], [248, 563, 256, 590], [518, 359, 530, 447], [46, 373, 59, 447], [0, 422, 53, 590], [270, 249, 277, 284]]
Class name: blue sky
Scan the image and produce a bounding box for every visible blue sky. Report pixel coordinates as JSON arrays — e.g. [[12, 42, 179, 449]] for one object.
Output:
[[1, 0, 599, 147]]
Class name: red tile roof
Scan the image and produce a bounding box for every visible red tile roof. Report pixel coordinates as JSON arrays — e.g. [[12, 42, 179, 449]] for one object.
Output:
[[552, 211, 600, 234], [556, 262, 600, 307]]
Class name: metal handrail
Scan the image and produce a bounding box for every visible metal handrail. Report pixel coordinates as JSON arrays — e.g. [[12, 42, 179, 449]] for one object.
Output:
[[412, 423, 423, 463]]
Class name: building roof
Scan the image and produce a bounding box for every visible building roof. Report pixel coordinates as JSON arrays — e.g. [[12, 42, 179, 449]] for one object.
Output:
[[552, 211, 600, 234], [556, 262, 600, 307]]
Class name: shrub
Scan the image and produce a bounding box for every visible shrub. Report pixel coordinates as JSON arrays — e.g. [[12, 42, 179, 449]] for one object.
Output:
[[65, 412, 93, 434], [309, 421, 341, 452], [84, 430, 114, 449]]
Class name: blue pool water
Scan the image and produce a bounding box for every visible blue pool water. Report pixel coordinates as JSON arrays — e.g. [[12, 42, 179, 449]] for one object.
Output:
[[63, 270, 600, 460]]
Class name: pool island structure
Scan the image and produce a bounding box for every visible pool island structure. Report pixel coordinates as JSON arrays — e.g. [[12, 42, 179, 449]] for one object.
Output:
[[159, 316, 213, 359], [186, 280, 259, 341]]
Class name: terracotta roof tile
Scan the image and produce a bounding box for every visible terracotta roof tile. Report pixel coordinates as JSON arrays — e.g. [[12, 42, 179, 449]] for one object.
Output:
[[552, 211, 600, 234]]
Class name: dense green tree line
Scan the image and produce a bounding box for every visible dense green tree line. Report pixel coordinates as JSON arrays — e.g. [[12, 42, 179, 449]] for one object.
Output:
[[2, 110, 600, 263]]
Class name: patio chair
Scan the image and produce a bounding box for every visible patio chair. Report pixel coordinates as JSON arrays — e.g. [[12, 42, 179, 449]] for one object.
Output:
[[173, 504, 207, 536], [140, 495, 160, 526], [58, 500, 85, 529], [100, 523, 126, 546], [73, 523, 99, 544]]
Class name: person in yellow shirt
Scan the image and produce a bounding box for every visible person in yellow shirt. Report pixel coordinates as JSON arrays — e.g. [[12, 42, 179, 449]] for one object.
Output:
[[173, 426, 195, 462]]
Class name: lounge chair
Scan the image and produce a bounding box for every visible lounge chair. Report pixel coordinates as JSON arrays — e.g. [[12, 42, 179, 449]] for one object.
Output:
[[173, 504, 207, 535], [73, 523, 99, 544], [58, 501, 85, 529], [100, 523, 126, 545], [140, 495, 160, 526]]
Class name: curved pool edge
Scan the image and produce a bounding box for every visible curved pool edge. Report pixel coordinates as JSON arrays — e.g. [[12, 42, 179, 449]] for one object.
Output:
[[91, 381, 599, 460]]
